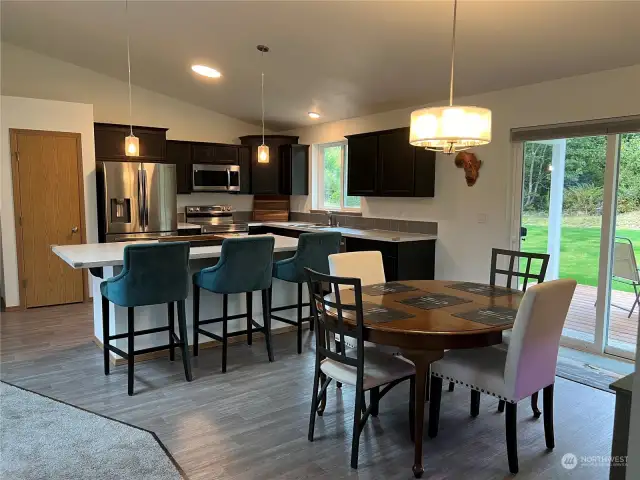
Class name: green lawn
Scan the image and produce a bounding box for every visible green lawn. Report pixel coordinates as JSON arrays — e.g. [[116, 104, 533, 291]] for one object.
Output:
[[521, 224, 640, 292]]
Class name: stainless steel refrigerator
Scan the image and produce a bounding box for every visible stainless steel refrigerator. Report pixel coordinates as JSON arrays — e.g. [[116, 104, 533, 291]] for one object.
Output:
[[96, 161, 177, 242]]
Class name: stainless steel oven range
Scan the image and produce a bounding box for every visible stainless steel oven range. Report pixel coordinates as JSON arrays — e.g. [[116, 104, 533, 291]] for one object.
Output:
[[185, 205, 248, 234]]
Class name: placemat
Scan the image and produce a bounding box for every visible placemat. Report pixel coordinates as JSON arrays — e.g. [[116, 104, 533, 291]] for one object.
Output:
[[359, 282, 419, 296], [397, 293, 472, 310], [361, 302, 415, 323], [445, 282, 517, 297], [453, 306, 518, 326]]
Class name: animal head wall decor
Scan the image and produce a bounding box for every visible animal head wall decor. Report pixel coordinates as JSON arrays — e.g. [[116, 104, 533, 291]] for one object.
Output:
[[454, 151, 482, 186]]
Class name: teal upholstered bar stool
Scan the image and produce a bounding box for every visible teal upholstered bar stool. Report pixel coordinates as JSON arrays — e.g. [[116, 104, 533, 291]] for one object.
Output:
[[100, 242, 192, 396], [193, 236, 275, 373], [271, 232, 342, 354]]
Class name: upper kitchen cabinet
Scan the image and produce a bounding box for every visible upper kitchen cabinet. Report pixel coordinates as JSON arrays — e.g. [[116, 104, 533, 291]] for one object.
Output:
[[166, 140, 192, 194], [191, 143, 239, 165], [94, 123, 167, 162], [346, 127, 435, 197], [280, 144, 309, 195], [239, 135, 307, 195], [238, 145, 252, 194]]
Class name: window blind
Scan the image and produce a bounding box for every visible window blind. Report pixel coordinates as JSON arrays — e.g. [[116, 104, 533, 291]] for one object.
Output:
[[511, 115, 640, 142]]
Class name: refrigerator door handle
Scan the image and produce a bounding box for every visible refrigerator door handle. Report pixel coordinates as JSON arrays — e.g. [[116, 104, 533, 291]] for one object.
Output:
[[137, 166, 145, 229], [142, 166, 149, 229]]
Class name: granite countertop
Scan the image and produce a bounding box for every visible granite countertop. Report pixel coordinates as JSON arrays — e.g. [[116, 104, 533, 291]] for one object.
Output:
[[248, 221, 437, 243], [52, 234, 299, 269]]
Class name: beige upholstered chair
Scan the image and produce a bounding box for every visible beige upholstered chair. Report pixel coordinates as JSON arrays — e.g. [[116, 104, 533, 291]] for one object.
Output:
[[328, 251, 386, 289], [428, 278, 577, 474]]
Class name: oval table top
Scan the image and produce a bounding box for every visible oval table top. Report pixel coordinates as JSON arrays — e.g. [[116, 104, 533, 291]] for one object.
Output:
[[325, 280, 524, 350]]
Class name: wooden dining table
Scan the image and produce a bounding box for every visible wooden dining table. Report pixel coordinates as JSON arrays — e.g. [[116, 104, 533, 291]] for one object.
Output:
[[326, 279, 523, 478]]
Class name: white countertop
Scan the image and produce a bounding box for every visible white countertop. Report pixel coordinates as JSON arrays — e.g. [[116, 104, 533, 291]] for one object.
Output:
[[52, 234, 299, 269], [248, 222, 437, 243]]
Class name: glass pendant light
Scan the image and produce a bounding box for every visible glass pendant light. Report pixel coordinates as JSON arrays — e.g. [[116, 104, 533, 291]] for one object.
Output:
[[124, 0, 138, 157], [257, 45, 269, 164], [409, 0, 491, 154]]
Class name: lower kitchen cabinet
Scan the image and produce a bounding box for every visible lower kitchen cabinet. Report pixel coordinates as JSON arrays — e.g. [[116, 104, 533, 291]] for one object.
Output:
[[344, 237, 435, 281], [249, 225, 435, 281]]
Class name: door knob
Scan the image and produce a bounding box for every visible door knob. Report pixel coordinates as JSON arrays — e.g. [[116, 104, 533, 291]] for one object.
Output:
[[71, 227, 79, 233]]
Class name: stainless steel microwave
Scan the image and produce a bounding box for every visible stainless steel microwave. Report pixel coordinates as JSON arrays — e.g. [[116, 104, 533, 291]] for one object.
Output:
[[192, 164, 240, 192]]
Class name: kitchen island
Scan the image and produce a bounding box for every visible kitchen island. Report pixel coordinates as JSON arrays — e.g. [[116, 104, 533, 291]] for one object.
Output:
[[52, 235, 303, 362]]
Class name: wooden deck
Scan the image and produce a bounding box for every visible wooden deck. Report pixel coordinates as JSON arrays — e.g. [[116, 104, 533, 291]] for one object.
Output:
[[564, 284, 639, 351]]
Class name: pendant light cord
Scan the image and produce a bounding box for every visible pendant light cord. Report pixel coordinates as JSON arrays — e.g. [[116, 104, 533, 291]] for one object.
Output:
[[449, 0, 458, 107], [261, 50, 265, 145], [126, 0, 133, 136]]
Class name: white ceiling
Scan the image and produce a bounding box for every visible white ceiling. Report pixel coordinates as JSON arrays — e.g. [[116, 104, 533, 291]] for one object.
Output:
[[2, 1, 640, 131]]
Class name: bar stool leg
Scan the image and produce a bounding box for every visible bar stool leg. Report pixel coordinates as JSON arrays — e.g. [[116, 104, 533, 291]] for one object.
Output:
[[246, 292, 253, 346], [127, 307, 135, 396], [297, 283, 303, 354], [168, 302, 175, 361], [262, 289, 274, 362], [222, 294, 228, 373], [177, 300, 192, 382], [102, 296, 110, 376], [193, 284, 200, 357]]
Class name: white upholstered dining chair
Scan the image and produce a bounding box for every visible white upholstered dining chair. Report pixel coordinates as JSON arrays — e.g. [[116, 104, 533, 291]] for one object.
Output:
[[328, 251, 386, 289], [428, 278, 577, 474]]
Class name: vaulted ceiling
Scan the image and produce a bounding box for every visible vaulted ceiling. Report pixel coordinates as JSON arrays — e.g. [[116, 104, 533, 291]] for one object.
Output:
[[2, 1, 640, 130]]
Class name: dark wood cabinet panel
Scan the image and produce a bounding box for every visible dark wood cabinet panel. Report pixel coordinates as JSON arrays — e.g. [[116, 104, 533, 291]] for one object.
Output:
[[238, 146, 252, 194], [280, 144, 309, 195], [214, 145, 239, 164], [239, 135, 301, 195], [378, 128, 415, 196], [94, 123, 167, 162], [191, 143, 239, 165], [347, 134, 378, 196], [166, 140, 192, 194], [346, 127, 435, 198], [414, 147, 436, 197]]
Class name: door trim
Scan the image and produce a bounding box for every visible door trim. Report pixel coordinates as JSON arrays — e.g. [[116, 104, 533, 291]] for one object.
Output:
[[10, 129, 89, 309]]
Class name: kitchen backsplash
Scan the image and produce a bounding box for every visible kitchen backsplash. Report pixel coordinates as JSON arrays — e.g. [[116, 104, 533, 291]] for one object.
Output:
[[289, 212, 437, 234]]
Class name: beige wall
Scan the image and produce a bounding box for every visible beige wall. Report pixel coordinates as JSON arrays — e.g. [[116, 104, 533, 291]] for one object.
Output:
[[0, 43, 263, 307], [285, 64, 640, 282], [1, 96, 97, 307]]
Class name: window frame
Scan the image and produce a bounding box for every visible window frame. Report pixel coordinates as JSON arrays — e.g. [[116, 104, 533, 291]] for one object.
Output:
[[317, 141, 361, 212]]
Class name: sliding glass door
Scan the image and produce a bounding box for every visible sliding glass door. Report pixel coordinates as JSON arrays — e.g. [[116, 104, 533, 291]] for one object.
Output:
[[513, 124, 639, 359]]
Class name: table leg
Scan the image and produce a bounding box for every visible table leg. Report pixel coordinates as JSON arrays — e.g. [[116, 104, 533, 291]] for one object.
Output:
[[401, 349, 444, 479]]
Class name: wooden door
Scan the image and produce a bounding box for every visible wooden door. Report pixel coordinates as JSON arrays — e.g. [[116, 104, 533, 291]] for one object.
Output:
[[11, 130, 86, 308], [346, 134, 378, 196], [378, 128, 415, 197]]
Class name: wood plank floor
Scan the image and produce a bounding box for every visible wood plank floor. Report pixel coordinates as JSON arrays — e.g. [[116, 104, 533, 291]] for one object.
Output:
[[565, 284, 639, 348], [1, 303, 616, 479]]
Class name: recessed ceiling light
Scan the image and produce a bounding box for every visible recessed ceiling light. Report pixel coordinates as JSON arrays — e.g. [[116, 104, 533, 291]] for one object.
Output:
[[191, 64, 222, 78], [308, 112, 320, 119]]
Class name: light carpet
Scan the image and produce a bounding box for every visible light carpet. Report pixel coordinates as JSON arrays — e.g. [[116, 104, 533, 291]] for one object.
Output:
[[0, 382, 184, 480]]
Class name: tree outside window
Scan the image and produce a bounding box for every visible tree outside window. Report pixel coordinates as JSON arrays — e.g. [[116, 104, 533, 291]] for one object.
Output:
[[319, 142, 360, 211]]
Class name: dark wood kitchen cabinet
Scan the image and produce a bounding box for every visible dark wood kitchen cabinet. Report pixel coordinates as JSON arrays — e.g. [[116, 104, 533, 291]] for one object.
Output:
[[191, 143, 238, 165], [238, 145, 251, 194], [166, 140, 192, 194], [280, 144, 309, 195], [239, 135, 307, 195], [94, 123, 168, 162], [346, 127, 435, 198]]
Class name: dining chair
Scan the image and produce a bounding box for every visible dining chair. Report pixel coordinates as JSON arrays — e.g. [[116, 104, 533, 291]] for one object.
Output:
[[328, 250, 389, 389], [305, 267, 416, 470], [100, 242, 192, 396], [448, 247, 551, 414], [428, 278, 577, 474]]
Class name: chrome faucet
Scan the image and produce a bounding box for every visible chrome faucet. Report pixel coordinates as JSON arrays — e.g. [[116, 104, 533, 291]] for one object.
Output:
[[326, 211, 338, 227]]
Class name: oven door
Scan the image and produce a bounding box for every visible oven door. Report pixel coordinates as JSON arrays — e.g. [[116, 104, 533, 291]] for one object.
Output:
[[192, 164, 237, 192]]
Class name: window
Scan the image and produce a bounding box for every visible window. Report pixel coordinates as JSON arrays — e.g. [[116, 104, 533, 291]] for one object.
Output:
[[317, 142, 361, 211]]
